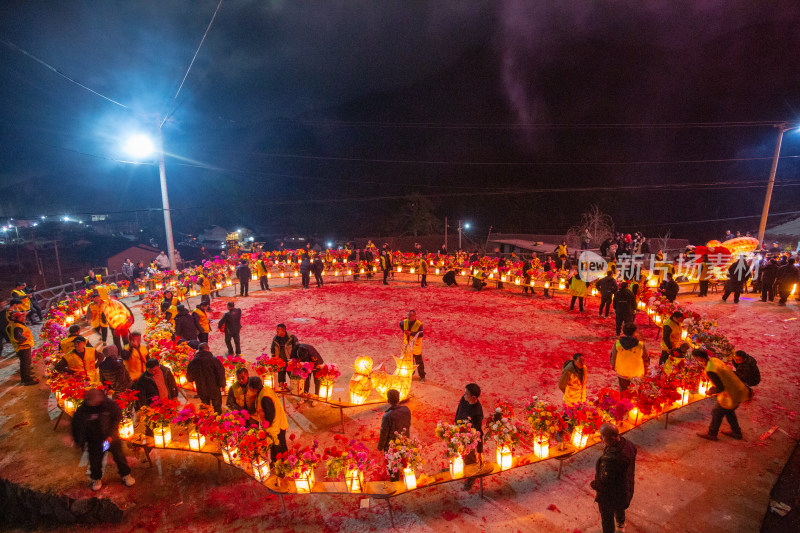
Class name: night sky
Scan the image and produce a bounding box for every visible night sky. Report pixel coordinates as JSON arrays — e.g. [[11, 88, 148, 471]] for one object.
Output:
[[2, 1, 800, 242]]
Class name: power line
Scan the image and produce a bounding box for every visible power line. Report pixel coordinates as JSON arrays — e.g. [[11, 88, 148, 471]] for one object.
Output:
[[230, 150, 800, 167], [161, 0, 224, 128], [1, 39, 131, 110]]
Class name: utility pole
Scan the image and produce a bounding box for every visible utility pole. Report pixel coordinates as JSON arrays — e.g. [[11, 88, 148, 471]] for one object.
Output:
[[157, 121, 177, 270], [457, 220, 463, 250], [53, 240, 63, 286], [444, 216, 448, 251], [757, 123, 791, 246], [485, 225, 493, 253]]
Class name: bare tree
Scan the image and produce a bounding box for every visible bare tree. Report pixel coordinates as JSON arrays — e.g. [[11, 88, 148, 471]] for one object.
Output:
[[656, 229, 671, 254], [567, 205, 615, 248]]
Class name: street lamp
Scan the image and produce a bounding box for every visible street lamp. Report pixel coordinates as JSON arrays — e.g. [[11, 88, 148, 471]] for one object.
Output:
[[125, 125, 176, 270], [458, 220, 470, 250], [757, 123, 798, 246]]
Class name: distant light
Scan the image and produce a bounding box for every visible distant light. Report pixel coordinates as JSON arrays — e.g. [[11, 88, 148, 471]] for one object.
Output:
[[125, 134, 155, 158], [32, 223, 38, 227], [248, 237, 254, 242], [236, 229, 241, 233], [41, 216, 46, 220], [327, 241, 333, 248], [63, 216, 70, 222], [1, 227, 6, 232], [464, 223, 471, 229]]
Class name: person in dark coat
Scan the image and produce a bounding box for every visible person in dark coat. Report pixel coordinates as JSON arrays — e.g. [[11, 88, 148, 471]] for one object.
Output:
[[380, 247, 393, 285], [722, 256, 751, 304], [300, 256, 312, 289], [133, 359, 178, 408], [659, 272, 680, 302], [776, 258, 799, 305], [733, 350, 761, 388], [760, 259, 779, 302], [455, 383, 483, 490], [591, 423, 637, 533], [312, 256, 324, 288], [71, 388, 134, 491], [442, 267, 457, 286], [612, 282, 636, 336], [218, 301, 242, 355], [296, 343, 324, 398], [186, 343, 226, 413], [97, 345, 131, 395], [236, 259, 251, 297], [596, 271, 618, 317], [378, 388, 412, 481], [173, 304, 198, 343], [599, 238, 613, 259]]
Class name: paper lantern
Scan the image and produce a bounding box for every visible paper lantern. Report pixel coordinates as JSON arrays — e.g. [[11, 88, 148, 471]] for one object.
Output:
[[345, 469, 365, 492], [496, 445, 513, 471], [533, 436, 549, 460], [252, 458, 270, 483], [697, 381, 709, 396], [654, 315, 663, 326], [543, 281, 550, 289], [189, 288, 197, 297], [449, 455, 464, 479], [558, 282, 566, 290], [354, 355, 373, 375], [371, 371, 390, 396], [119, 418, 134, 439], [590, 287, 598, 296], [221, 446, 238, 464], [267, 272, 272, 278], [63, 398, 76, 414], [571, 427, 588, 449], [226, 279, 233, 286], [334, 270, 339, 276], [394, 356, 414, 379], [675, 387, 690, 406], [681, 329, 689, 341], [318, 381, 334, 401], [637, 300, 646, 310], [396, 376, 412, 401], [177, 373, 188, 387], [215, 282, 223, 289], [403, 467, 417, 490], [487, 273, 493, 279], [155, 282, 163, 290], [359, 268, 365, 274], [280, 272, 285, 278], [54, 390, 62, 402], [347, 269, 352, 275], [120, 288, 129, 298], [295, 470, 314, 493], [137, 285, 146, 294], [154, 426, 172, 447], [501, 275, 507, 282], [514, 278, 521, 285], [189, 431, 205, 451], [349, 374, 372, 405], [435, 268, 440, 274], [628, 407, 641, 424], [226, 375, 236, 389], [647, 277, 657, 287], [397, 266, 402, 272], [263, 373, 276, 389], [65, 315, 75, 325]]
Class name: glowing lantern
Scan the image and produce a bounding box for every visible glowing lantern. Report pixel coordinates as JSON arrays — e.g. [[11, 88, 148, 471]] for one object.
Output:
[[120, 288, 129, 298], [280, 272, 285, 278], [155, 282, 163, 290], [318, 381, 334, 401], [154, 426, 172, 447], [496, 445, 513, 471], [360, 268, 365, 274], [252, 458, 270, 483], [295, 470, 314, 493], [189, 288, 197, 297], [681, 329, 689, 341], [65, 315, 75, 325], [394, 356, 414, 379], [262, 373, 276, 389], [177, 373, 187, 387], [514, 278, 521, 285], [449, 455, 464, 479], [675, 387, 690, 406], [345, 469, 365, 492], [226, 374, 235, 389], [189, 431, 205, 451], [119, 418, 134, 439], [435, 268, 440, 274], [347, 270, 352, 275], [590, 287, 598, 296], [137, 284, 146, 294], [533, 436, 549, 460], [293, 271, 298, 277], [221, 446, 239, 464], [403, 467, 417, 490], [354, 355, 373, 375], [543, 281, 550, 289], [267, 272, 272, 278], [637, 300, 646, 310], [460, 270, 466, 276], [215, 282, 222, 289], [501, 276, 507, 282], [571, 427, 589, 449], [654, 315, 663, 326], [487, 273, 493, 279], [251, 272, 258, 281], [628, 407, 641, 424], [349, 375, 372, 405], [63, 398, 76, 414], [792, 284, 797, 296], [698, 380, 709, 396], [54, 390, 62, 402], [410, 267, 415, 274]]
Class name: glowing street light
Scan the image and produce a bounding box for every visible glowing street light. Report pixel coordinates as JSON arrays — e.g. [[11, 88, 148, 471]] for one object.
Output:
[[758, 123, 799, 245], [125, 127, 176, 270]]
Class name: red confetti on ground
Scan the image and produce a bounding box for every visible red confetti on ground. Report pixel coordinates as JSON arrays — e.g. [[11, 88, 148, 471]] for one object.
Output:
[[547, 503, 561, 513]]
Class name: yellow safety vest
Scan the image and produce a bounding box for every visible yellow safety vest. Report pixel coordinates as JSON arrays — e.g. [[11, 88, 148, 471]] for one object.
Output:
[[256, 386, 289, 439], [256, 260, 269, 277], [614, 340, 645, 379], [11, 289, 30, 311], [660, 318, 683, 352], [402, 319, 423, 355], [88, 301, 108, 328], [124, 344, 149, 381], [562, 365, 588, 406], [60, 335, 80, 353], [6, 323, 34, 351], [63, 347, 98, 383], [193, 308, 210, 333], [557, 244, 568, 257], [418, 258, 428, 274], [706, 357, 749, 409], [229, 382, 247, 410], [199, 276, 211, 296]]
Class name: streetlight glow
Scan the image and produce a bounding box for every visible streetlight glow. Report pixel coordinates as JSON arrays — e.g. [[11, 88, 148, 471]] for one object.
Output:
[[125, 134, 156, 159], [464, 223, 471, 229]]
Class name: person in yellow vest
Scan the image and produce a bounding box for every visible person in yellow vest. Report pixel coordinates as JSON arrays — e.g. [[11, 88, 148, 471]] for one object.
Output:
[[226, 367, 255, 415], [87, 291, 109, 345], [121, 332, 149, 382], [83, 270, 102, 289], [193, 301, 212, 343], [54, 336, 99, 383], [249, 376, 289, 464], [418, 255, 428, 288], [197, 268, 213, 301], [256, 254, 271, 292], [11, 281, 31, 313], [610, 323, 649, 391], [400, 310, 425, 382], [6, 311, 38, 385], [568, 269, 587, 312], [472, 267, 487, 290], [662, 342, 691, 376], [695, 349, 750, 441], [659, 311, 684, 365], [558, 353, 587, 406], [59, 325, 88, 354], [697, 254, 711, 297]]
